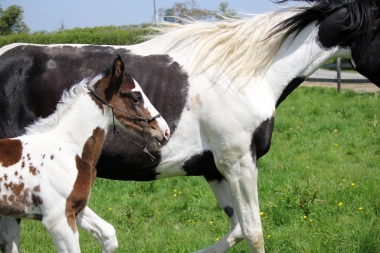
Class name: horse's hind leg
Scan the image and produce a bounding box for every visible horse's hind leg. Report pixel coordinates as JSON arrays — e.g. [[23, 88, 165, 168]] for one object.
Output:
[[76, 206, 118, 253], [194, 179, 243, 253], [42, 214, 81, 253], [0, 217, 20, 253]]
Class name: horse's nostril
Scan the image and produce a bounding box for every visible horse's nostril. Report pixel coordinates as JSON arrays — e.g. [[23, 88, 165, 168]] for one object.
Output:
[[164, 129, 170, 140]]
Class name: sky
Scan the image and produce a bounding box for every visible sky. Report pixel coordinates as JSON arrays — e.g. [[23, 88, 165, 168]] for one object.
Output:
[[0, 0, 304, 33]]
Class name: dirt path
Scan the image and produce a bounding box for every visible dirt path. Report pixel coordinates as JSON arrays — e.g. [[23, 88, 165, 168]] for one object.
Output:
[[302, 81, 380, 93]]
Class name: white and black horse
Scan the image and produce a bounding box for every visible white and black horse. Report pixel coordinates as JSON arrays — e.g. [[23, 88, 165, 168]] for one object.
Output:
[[0, 0, 380, 252]]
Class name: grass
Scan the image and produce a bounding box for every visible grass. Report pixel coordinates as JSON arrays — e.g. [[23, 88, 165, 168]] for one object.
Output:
[[20, 87, 380, 252]]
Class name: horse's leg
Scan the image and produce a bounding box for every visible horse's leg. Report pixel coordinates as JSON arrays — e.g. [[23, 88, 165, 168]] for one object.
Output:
[[215, 152, 264, 253], [194, 179, 243, 253], [42, 214, 81, 253], [0, 217, 20, 253], [76, 206, 118, 253]]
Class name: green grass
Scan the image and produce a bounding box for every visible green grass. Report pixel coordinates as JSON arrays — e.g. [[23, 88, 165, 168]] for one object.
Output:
[[20, 87, 380, 252]]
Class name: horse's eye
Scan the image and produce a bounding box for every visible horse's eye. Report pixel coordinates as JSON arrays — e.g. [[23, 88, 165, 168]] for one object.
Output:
[[132, 96, 142, 103]]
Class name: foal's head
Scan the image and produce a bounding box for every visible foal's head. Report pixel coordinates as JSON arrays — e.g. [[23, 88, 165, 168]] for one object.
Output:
[[91, 55, 170, 147]]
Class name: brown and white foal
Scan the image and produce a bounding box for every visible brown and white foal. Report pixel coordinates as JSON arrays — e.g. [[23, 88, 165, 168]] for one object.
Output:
[[0, 55, 169, 252]]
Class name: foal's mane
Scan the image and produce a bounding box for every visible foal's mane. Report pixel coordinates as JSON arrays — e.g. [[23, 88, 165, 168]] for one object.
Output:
[[25, 78, 96, 135]]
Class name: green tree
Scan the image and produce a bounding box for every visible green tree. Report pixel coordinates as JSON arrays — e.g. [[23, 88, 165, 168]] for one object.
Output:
[[216, 2, 238, 19], [0, 5, 29, 35], [159, 0, 235, 23]]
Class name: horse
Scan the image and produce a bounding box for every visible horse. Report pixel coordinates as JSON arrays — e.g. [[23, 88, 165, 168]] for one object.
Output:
[[0, 0, 379, 252], [0, 55, 170, 253]]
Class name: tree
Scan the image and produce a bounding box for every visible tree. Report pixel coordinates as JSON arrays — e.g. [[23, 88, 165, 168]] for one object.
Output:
[[0, 5, 29, 35], [158, 0, 220, 23], [216, 2, 238, 19]]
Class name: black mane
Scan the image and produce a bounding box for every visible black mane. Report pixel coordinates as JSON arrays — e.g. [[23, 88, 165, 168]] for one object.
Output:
[[270, 0, 380, 41]]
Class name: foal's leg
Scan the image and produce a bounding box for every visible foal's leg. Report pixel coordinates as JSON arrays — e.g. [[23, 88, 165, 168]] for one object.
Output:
[[76, 206, 118, 253], [0, 217, 20, 253], [42, 214, 81, 253], [194, 179, 243, 253], [215, 152, 264, 253]]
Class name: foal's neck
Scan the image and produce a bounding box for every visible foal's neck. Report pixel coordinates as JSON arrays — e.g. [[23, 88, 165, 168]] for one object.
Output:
[[52, 92, 111, 149]]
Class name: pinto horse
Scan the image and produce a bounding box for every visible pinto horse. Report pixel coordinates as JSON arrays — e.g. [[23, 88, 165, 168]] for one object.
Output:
[[0, 0, 380, 252], [0, 55, 169, 253]]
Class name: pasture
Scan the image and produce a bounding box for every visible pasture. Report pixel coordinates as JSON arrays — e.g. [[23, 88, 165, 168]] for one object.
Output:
[[19, 86, 380, 252]]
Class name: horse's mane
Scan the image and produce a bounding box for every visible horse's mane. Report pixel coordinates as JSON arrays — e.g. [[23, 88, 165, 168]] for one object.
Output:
[[25, 77, 100, 135], [270, 0, 380, 44], [148, 0, 378, 84], [149, 11, 299, 84]]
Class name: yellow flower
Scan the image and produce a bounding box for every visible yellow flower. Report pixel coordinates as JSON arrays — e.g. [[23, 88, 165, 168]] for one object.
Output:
[[209, 221, 214, 225], [174, 189, 177, 192], [264, 216, 269, 219], [260, 212, 264, 216], [334, 143, 339, 147], [273, 204, 277, 207], [188, 220, 192, 223], [108, 208, 112, 211], [333, 129, 338, 133], [303, 215, 307, 219], [173, 194, 177, 197], [267, 234, 271, 239], [351, 183, 355, 186], [343, 178, 346, 182], [359, 207, 363, 211], [306, 166, 310, 169], [338, 202, 344, 207], [216, 238, 220, 242], [309, 219, 313, 222]]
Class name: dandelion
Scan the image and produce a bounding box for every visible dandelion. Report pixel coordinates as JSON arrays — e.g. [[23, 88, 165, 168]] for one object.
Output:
[[216, 238, 220, 242], [343, 178, 346, 182], [267, 234, 271, 239], [108, 208, 112, 211], [306, 166, 310, 169], [188, 220, 192, 223], [209, 221, 214, 225], [359, 207, 363, 211], [290, 128, 293, 130], [351, 183, 355, 187], [174, 189, 177, 193], [173, 194, 177, 197], [273, 204, 277, 207], [310, 219, 313, 222], [260, 212, 264, 216], [333, 129, 339, 133], [303, 215, 307, 219], [338, 202, 344, 207], [264, 216, 269, 219], [334, 143, 339, 147]]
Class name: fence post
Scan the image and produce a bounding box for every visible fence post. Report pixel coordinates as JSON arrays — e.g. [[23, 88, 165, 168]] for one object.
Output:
[[337, 57, 342, 93]]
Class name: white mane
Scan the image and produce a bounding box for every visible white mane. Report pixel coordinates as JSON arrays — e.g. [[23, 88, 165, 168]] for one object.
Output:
[[25, 78, 94, 135], [149, 10, 301, 84]]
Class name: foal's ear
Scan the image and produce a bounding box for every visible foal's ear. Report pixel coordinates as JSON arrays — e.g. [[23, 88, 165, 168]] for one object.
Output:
[[111, 54, 125, 87]]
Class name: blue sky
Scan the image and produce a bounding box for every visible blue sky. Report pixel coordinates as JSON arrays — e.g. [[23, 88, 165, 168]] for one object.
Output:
[[0, 0, 304, 32]]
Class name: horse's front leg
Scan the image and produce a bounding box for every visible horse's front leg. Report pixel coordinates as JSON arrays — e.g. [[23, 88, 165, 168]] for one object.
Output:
[[194, 178, 243, 253], [76, 206, 118, 253], [0, 217, 20, 253], [215, 152, 264, 253]]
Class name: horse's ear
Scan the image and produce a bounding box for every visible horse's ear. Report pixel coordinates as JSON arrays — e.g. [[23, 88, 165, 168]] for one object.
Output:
[[112, 54, 125, 86]]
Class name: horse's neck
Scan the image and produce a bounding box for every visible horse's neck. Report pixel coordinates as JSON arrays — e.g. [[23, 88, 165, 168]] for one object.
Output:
[[51, 94, 110, 147], [265, 23, 351, 101]]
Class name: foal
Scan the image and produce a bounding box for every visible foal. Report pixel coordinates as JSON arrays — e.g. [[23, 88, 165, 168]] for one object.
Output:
[[0, 55, 169, 252]]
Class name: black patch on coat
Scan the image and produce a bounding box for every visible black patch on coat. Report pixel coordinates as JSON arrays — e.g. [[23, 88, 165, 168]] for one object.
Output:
[[0, 45, 190, 181], [250, 117, 275, 162], [276, 77, 305, 108], [182, 151, 224, 182], [224, 206, 234, 218]]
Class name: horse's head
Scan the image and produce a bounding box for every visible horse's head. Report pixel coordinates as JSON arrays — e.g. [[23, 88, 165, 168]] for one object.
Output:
[[316, 0, 380, 86], [91, 55, 170, 148]]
